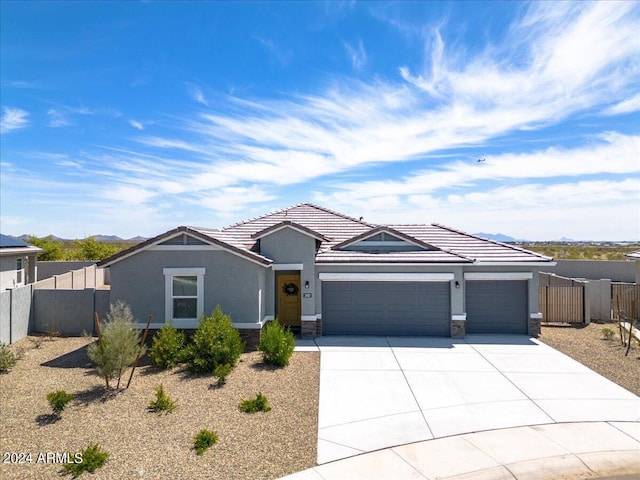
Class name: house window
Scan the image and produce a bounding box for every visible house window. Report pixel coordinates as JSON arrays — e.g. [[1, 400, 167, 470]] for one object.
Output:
[[164, 268, 205, 322], [16, 258, 23, 285]]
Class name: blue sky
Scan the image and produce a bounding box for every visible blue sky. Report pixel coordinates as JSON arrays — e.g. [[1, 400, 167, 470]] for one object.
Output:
[[1, 1, 639, 241]]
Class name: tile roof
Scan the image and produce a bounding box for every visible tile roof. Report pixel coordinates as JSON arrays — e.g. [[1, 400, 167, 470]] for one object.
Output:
[[100, 203, 553, 266]]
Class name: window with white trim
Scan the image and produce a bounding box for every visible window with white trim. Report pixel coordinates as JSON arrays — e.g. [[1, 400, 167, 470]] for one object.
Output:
[[16, 258, 24, 285], [163, 268, 205, 322]]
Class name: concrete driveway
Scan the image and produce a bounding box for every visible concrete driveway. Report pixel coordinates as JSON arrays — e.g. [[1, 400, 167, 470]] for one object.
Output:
[[295, 334, 640, 465]]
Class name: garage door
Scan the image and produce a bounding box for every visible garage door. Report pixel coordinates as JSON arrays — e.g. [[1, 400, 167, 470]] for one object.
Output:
[[322, 281, 450, 336], [465, 280, 527, 334]]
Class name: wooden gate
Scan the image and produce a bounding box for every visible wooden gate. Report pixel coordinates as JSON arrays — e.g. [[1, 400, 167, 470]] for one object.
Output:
[[539, 285, 584, 323], [612, 283, 640, 321]]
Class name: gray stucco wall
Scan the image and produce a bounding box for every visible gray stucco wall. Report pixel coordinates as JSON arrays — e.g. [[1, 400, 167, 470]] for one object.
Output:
[[0, 254, 22, 291], [33, 289, 109, 335], [11, 285, 33, 341], [0, 286, 33, 344], [540, 260, 635, 283], [260, 228, 317, 317], [0, 290, 9, 344], [108, 249, 267, 325]]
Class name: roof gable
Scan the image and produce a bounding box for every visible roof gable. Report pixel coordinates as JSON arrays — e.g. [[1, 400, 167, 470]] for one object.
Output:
[[99, 227, 272, 267], [251, 220, 329, 242], [334, 226, 438, 253]]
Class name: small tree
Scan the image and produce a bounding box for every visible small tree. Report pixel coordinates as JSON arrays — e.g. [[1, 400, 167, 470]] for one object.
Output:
[[28, 236, 64, 261], [72, 237, 118, 261], [148, 384, 177, 414], [148, 322, 186, 369], [0, 343, 17, 373], [258, 319, 296, 367], [87, 302, 146, 388], [47, 390, 74, 416], [185, 306, 244, 374]]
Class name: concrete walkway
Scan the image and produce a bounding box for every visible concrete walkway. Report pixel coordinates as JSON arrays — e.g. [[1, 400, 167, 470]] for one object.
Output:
[[285, 334, 640, 479], [281, 421, 640, 479]]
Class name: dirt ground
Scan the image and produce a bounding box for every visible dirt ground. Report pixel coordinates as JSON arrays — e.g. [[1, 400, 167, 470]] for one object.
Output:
[[0, 336, 319, 480]]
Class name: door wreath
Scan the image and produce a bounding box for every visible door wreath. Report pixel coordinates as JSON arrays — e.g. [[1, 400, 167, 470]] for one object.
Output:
[[282, 282, 299, 296]]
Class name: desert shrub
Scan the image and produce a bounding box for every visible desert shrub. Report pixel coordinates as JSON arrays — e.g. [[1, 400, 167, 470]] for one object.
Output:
[[214, 363, 232, 386], [62, 443, 109, 477], [601, 327, 615, 340], [28, 335, 45, 349], [148, 384, 177, 414], [0, 343, 17, 373], [148, 322, 185, 369], [185, 306, 245, 374], [258, 320, 295, 367], [47, 390, 73, 415], [87, 301, 146, 388], [193, 429, 218, 455], [238, 392, 271, 413]]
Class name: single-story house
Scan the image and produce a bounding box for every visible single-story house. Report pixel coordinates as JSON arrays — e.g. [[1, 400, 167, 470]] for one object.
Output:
[[626, 250, 640, 284], [0, 234, 43, 291], [99, 203, 555, 343]]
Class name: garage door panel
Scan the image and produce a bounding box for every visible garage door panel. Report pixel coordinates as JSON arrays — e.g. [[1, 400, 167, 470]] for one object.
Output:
[[466, 280, 527, 334], [323, 281, 450, 336]]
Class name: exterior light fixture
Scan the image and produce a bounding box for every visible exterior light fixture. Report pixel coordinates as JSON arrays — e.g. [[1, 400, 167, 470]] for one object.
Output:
[[305, 281, 310, 289], [455, 281, 460, 289]]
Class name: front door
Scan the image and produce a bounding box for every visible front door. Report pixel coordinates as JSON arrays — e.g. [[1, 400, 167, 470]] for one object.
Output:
[[277, 274, 301, 327]]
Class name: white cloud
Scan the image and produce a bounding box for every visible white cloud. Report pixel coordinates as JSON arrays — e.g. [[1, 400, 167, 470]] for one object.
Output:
[[344, 39, 367, 70], [186, 83, 208, 106], [0, 107, 29, 133], [129, 119, 144, 130], [47, 109, 71, 128], [603, 93, 640, 116], [254, 37, 293, 66]]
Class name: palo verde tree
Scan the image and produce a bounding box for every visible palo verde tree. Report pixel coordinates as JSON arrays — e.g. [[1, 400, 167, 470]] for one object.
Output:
[[87, 302, 146, 389]]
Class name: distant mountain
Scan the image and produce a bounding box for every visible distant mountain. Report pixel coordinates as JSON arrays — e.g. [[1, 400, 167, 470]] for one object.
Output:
[[16, 234, 146, 243], [18, 234, 66, 242], [474, 232, 518, 243], [93, 235, 125, 243]]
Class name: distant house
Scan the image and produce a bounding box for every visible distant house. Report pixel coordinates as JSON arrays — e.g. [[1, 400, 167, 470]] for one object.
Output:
[[626, 250, 640, 283], [99, 203, 554, 343], [0, 234, 43, 291]]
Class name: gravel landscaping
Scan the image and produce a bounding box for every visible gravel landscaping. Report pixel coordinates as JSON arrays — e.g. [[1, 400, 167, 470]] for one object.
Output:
[[540, 321, 640, 396], [0, 336, 319, 480]]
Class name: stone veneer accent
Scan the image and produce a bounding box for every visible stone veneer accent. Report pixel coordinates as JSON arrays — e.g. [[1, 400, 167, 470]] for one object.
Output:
[[301, 320, 316, 339], [451, 320, 465, 338], [316, 317, 322, 336], [528, 317, 541, 337], [238, 327, 263, 351]]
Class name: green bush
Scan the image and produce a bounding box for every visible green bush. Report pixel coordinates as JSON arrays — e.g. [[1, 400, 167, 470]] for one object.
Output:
[[214, 363, 232, 386], [0, 343, 17, 373], [193, 429, 218, 455], [148, 322, 185, 369], [148, 384, 177, 414], [602, 327, 616, 340], [62, 444, 109, 477], [258, 320, 296, 367], [87, 302, 146, 389], [47, 390, 73, 415], [185, 306, 245, 374], [239, 392, 271, 413]]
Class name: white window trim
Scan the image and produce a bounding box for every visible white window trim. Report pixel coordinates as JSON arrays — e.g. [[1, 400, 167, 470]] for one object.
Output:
[[318, 272, 454, 282], [164, 268, 205, 324], [272, 263, 304, 270], [464, 272, 533, 281]]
